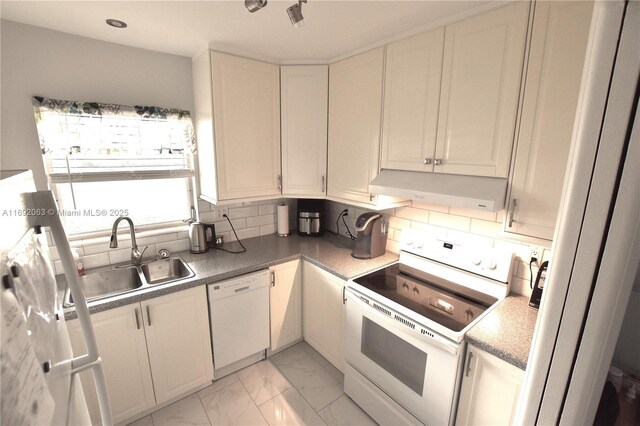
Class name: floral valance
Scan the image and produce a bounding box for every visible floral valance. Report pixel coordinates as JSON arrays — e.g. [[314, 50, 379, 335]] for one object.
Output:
[[32, 96, 192, 121]]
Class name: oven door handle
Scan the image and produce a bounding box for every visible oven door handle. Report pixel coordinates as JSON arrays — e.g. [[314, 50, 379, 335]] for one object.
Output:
[[346, 288, 459, 356]]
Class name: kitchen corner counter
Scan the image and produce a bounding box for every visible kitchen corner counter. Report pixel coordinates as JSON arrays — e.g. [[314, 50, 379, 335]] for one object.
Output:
[[465, 295, 539, 370], [63, 233, 398, 320]]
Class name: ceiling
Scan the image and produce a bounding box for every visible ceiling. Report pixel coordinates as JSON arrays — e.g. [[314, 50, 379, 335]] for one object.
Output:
[[0, 1, 494, 62]]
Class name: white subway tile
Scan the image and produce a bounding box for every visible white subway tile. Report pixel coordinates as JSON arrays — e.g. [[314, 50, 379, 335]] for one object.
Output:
[[177, 231, 189, 240], [395, 207, 429, 223], [197, 199, 212, 212], [162, 239, 190, 253], [82, 253, 110, 269], [199, 211, 216, 223], [54, 260, 64, 275], [234, 227, 260, 241], [496, 209, 507, 224], [389, 216, 410, 231], [260, 224, 277, 236], [410, 221, 447, 239], [247, 214, 275, 228], [392, 228, 403, 243], [386, 228, 394, 242], [214, 218, 246, 232], [469, 219, 503, 237], [108, 248, 131, 265], [259, 204, 276, 215], [428, 212, 470, 232], [446, 230, 494, 249], [516, 260, 539, 281], [510, 276, 532, 297], [82, 243, 110, 255], [494, 239, 531, 261], [449, 207, 497, 222], [155, 233, 179, 243], [386, 240, 400, 254], [228, 206, 260, 219], [411, 201, 449, 214]]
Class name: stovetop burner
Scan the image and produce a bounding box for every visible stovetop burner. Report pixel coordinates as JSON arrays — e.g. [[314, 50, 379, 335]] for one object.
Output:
[[353, 263, 496, 332]]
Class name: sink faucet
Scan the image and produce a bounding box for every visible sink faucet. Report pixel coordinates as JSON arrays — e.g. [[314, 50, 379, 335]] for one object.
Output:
[[109, 217, 147, 265]]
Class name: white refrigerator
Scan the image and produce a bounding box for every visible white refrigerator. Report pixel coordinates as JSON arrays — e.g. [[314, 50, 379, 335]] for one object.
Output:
[[0, 170, 112, 425]]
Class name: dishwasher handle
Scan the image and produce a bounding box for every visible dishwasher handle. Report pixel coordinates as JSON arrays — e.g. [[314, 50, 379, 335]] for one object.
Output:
[[234, 285, 250, 293]]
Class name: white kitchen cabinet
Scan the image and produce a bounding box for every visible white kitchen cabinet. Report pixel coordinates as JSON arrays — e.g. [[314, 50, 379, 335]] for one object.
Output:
[[381, 28, 445, 172], [302, 261, 346, 372], [142, 286, 214, 404], [435, 2, 529, 178], [455, 344, 524, 426], [281, 66, 328, 197], [505, 1, 593, 240], [67, 304, 155, 425], [327, 48, 408, 209], [67, 286, 213, 424], [269, 260, 303, 352], [193, 50, 281, 203]]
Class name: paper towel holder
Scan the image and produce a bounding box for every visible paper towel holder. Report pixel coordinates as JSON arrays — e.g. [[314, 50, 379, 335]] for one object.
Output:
[[276, 202, 290, 237]]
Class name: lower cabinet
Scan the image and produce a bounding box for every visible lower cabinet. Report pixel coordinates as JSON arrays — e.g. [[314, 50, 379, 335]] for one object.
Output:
[[269, 259, 303, 352], [67, 286, 213, 424], [455, 344, 524, 425], [302, 261, 346, 372]]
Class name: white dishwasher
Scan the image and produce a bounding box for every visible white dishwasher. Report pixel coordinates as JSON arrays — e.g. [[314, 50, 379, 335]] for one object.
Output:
[[208, 269, 270, 378]]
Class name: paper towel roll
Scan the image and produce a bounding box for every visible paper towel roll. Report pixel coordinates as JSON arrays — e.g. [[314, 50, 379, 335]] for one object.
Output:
[[277, 203, 289, 237]]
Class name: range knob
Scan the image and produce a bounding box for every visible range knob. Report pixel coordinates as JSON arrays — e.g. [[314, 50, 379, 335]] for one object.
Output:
[[402, 282, 410, 291], [472, 258, 482, 266], [413, 287, 419, 296], [485, 260, 497, 270]]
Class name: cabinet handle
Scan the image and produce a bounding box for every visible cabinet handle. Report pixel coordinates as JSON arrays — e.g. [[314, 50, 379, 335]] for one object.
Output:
[[277, 175, 282, 192], [321, 175, 325, 193], [369, 193, 375, 202], [146, 305, 151, 326], [271, 270, 275, 287], [423, 158, 432, 165], [134, 308, 141, 330], [465, 351, 474, 377], [434, 159, 442, 166], [508, 198, 517, 228], [343, 286, 347, 304]]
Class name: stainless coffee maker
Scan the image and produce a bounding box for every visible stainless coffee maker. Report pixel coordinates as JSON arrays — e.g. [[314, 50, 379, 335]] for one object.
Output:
[[352, 212, 388, 259]]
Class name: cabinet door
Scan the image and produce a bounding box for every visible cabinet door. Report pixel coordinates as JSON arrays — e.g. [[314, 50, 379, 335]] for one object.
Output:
[[327, 48, 384, 206], [381, 29, 444, 172], [506, 1, 593, 240], [269, 260, 303, 352], [67, 304, 155, 424], [211, 51, 281, 200], [281, 66, 328, 197], [302, 261, 346, 372], [456, 345, 524, 426], [436, 2, 529, 177], [142, 286, 214, 404]]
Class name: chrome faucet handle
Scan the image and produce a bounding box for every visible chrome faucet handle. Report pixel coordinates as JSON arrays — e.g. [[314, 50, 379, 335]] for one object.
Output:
[[131, 245, 148, 264], [158, 248, 170, 259]]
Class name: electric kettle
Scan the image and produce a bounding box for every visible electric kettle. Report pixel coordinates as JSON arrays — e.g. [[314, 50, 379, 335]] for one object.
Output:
[[189, 221, 216, 254]]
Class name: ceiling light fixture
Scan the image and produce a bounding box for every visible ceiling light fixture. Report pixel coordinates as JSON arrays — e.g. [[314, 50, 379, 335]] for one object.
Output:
[[105, 18, 127, 29], [245, 0, 267, 13], [286, 0, 307, 28]]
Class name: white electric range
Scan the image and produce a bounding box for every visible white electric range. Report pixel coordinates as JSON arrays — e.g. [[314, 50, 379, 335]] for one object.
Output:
[[345, 229, 515, 425]]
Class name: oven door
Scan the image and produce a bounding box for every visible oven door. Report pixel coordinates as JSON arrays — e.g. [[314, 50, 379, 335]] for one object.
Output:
[[345, 288, 463, 426]]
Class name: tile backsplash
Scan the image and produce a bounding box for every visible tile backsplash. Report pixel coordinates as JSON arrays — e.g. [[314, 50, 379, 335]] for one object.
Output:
[[46, 194, 551, 297], [46, 198, 296, 275], [324, 200, 553, 297]]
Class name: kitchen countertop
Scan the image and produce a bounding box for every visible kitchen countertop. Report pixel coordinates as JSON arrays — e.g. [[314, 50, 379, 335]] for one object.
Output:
[[465, 295, 539, 370], [62, 233, 398, 320]]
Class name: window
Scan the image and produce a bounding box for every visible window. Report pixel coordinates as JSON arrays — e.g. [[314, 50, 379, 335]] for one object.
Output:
[[32, 96, 195, 236]]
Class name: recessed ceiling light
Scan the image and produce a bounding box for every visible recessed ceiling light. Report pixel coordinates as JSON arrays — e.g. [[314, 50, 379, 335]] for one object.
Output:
[[106, 19, 127, 29]]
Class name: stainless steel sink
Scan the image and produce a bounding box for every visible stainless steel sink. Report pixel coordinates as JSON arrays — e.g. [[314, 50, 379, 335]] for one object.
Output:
[[141, 257, 194, 285], [64, 257, 193, 307]]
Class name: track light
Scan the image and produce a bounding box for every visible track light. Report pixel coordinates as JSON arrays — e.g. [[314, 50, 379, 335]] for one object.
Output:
[[287, 0, 307, 28], [245, 0, 267, 13]]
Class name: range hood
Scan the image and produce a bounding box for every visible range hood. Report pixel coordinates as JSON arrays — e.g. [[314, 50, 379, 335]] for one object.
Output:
[[369, 170, 508, 212]]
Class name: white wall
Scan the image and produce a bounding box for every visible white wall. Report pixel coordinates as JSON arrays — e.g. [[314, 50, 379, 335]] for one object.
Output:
[[0, 20, 194, 190]]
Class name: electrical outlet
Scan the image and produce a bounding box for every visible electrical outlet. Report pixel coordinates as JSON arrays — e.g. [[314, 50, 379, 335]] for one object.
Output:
[[530, 246, 543, 260], [213, 207, 228, 221]]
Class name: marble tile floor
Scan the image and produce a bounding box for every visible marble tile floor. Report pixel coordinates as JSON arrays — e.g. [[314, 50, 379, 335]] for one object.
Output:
[[127, 342, 377, 426]]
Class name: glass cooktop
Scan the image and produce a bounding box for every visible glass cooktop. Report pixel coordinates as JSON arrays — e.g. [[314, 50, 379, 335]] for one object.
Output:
[[353, 263, 497, 332]]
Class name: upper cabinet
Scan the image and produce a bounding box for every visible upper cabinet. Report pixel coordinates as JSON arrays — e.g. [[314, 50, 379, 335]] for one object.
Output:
[[381, 29, 444, 172], [281, 66, 328, 197], [505, 1, 593, 240], [435, 2, 529, 177], [328, 48, 385, 206], [327, 48, 408, 209], [193, 51, 281, 203], [381, 3, 529, 178]]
